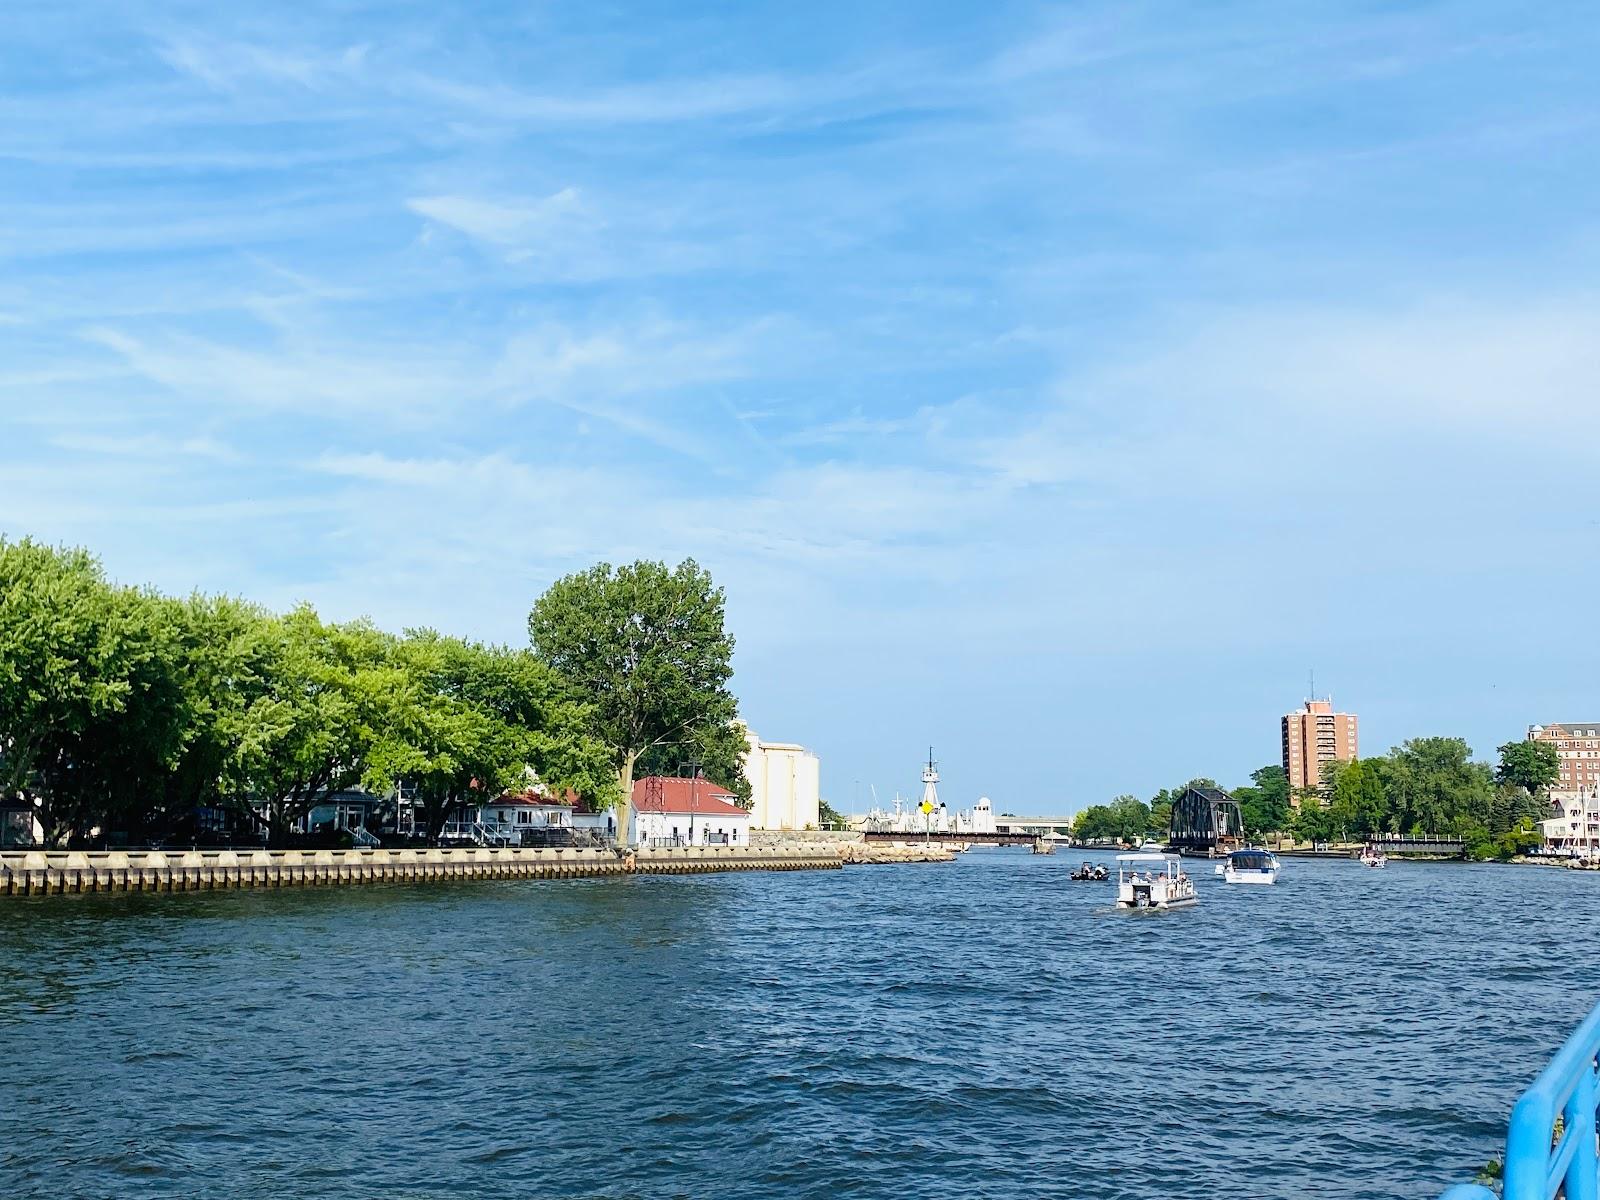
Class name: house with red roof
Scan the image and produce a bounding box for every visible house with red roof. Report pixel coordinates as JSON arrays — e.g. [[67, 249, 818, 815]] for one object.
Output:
[[630, 776, 751, 847]]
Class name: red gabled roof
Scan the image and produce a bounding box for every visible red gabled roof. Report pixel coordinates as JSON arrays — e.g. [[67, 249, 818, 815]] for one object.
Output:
[[631, 776, 747, 818], [489, 789, 572, 809]]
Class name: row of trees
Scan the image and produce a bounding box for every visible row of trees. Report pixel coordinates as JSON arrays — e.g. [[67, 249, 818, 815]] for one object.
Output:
[[1076, 738, 1562, 859], [1296, 737, 1557, 857], [1072, 767, 1294, 843], [1, 538, 744, 847]]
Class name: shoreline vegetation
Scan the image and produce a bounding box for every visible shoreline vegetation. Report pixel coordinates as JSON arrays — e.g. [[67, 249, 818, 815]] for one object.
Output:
[[0, 537, 745, 851], [1073, 737, 1562, 863], [2, 534, 1569, 867]]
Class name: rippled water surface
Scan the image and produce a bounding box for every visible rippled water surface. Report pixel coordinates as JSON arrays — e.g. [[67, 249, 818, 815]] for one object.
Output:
[[1, 851, 1594, 1198]]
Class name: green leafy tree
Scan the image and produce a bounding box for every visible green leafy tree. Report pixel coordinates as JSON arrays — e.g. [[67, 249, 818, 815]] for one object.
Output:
[[0, 539, 130, 831], [1148, 795, 1173, 834], [529, 559, 739, 840], [0, 543, 226, 845], [1381, 737, 1495, 834], [1073, 804, 1115, 841], [1243, 765, 1291, 832], [1497, 739, 1560, 801], [231, 607, 402, 844], [1293, 801, 1335, 844], [365, 634, 521, 840], [1487, 782, 1548, 838], [40, 588, 198, 844], [1326, 760, 1386, 840], [161, 595, 281, 824], [1108, 794, 1152, 841]]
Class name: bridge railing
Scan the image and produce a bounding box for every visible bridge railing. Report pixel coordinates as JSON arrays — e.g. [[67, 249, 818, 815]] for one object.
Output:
[[1442, 996, 1600, 1199]]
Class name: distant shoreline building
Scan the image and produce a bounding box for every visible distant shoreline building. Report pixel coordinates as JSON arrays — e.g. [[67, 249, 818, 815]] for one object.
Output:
[[1528, 723, 1600, 801], [1282, 697, 1359, 794], [1540, 789, 1600, 855], [630, 776, 751, 847], [742, 729, 821, 831]]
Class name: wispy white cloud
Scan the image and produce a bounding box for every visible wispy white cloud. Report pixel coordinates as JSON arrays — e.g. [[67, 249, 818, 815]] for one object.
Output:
[[79, 326, 471, 418], [51, 432, 243, 462], [407, 189, 593, 251], [970, 296, 1600, 494], [401, 70, 814, 126], [156, 34, 371, 92]]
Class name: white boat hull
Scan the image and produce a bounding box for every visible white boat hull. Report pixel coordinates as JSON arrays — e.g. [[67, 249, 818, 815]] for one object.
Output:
[[1221, 868, 1277, 885], [1116, 882, 1199, 909], [1116, 895, 1199, 910]]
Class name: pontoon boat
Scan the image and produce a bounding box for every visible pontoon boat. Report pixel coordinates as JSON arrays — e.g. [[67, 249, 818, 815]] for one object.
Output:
[[1116, 853, 1197, 909]]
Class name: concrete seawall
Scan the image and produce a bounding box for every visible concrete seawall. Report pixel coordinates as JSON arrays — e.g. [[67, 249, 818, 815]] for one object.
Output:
[[0, 844, 842, 897]]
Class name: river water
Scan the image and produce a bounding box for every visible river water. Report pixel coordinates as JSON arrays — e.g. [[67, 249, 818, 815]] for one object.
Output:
[[0, 850, 1592, 1199]]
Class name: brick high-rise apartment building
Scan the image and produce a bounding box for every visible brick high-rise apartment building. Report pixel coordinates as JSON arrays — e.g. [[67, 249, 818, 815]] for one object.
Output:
[[1527, 723, 1600, 800], [1282, 698, 1359, 793]]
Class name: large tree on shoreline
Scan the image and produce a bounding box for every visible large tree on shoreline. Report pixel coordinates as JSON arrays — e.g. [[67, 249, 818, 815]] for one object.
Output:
[[528, 559, 739, 840], [228, 607, 401, 844], [1496, 739, 1560, 801], [364, 632, 617, 840]]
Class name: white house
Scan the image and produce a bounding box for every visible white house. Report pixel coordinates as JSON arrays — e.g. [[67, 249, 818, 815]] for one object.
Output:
[[630, 776, 752, 847], [442, 793, 574, 845], [1542, 788, 1600, 855], [481, 794, 573, 833], [742, 729, 820, 830]]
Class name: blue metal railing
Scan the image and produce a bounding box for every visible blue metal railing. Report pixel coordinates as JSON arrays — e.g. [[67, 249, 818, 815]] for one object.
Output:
[[1443, 997, 1600, 1199]]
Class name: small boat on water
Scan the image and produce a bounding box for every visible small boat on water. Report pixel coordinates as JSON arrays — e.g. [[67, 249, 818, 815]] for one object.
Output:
[[1115, 853, 1197, 910], [1032, 837, 1056, 856], [1214, 848, 1280, 885], [1359, 845, 1387, 869], [1138, 840, 1166, 852], [1069, 861, 1108, 880]]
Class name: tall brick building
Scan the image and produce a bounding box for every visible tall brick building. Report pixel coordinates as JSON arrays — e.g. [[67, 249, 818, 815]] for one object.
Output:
[[1282, 698, 1359, 793], [1527, 723, 1600, 800]]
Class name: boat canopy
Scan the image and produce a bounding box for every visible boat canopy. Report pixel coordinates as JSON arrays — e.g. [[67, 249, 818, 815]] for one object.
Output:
[[1228, 850, 1275, 867], [1115, 852, 1177, 865]]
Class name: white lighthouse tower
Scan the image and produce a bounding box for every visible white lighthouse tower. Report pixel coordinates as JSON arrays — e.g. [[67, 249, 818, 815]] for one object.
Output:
[[919, 748, 949, 833]]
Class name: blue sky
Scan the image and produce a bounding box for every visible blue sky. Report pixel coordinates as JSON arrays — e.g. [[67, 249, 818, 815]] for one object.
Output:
[[2, 1, 1598, 814]]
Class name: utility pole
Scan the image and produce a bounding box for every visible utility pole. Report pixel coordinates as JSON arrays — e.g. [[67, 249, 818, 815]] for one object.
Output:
[[688, 758, 701, 848]]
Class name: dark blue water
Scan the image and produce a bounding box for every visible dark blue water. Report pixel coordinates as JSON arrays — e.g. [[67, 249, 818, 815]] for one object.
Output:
[[0, 850, 1591, 1199]]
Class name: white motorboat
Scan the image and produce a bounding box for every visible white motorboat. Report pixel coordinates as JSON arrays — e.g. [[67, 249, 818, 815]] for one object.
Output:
[[1138, 840, 1165, 852], [1115, 853, 1198, 910], [1214, 848, 1280, 884], [1359, 845, 1387, 868]]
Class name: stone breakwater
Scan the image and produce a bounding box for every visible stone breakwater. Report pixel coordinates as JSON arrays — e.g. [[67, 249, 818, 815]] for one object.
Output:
[[745, 838, 953, 864], [840, 840, 957, 864], [749, 832, 958, 865], [0, 843, 841, 897]]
